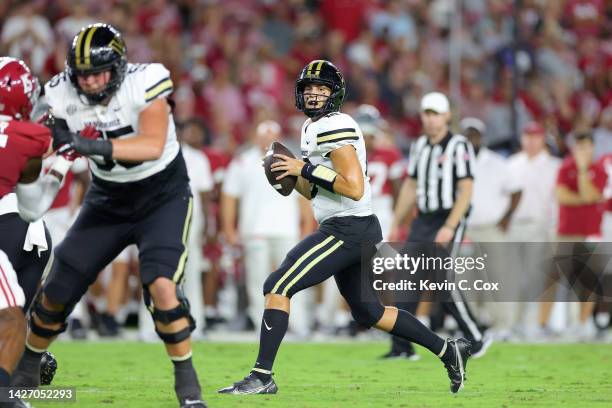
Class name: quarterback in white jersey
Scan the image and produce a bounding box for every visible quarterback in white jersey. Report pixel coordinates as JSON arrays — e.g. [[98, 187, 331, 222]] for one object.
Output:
[[219, 60, 472, 397], [299, 111, 372, 222], [11, 24, 207, 408]]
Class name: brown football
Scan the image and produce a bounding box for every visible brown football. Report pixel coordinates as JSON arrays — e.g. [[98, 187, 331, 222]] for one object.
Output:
[[263, 141, 298, 196]]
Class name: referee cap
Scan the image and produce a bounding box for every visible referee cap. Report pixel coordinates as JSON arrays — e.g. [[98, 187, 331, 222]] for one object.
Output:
[[460, 117, 486, 134], [420, 92, 450, 113]]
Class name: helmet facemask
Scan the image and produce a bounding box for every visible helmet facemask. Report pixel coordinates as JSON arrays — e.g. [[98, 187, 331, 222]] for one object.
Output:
[[297, 80, 333, 118], [68, 57, 127, 105]]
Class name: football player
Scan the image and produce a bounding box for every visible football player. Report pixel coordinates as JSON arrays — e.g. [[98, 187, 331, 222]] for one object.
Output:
[[9, 24, 206, 408], [218, 60, 472, 396], [0, 57, 83, 407]]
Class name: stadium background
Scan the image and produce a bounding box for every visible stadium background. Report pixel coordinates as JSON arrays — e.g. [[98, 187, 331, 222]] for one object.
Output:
[[2, 0, 612, 407]]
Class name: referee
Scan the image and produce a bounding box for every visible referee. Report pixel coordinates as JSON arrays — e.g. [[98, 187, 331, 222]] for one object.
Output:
[[386, 92, 491, 359]]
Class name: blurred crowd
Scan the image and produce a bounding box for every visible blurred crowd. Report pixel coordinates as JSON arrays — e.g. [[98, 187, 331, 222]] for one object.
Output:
[[2, 0, 612, 152], [1, 0, 611, 342]]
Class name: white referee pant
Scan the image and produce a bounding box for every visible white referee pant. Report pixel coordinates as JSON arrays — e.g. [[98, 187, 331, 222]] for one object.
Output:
[[244, 236, 314, 337], [464, 223, 512, 333], [507, 220, 552, 334]]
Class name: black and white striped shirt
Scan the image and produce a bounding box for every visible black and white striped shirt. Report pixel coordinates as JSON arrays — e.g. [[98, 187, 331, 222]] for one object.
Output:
[[407, 132, 475, 214]]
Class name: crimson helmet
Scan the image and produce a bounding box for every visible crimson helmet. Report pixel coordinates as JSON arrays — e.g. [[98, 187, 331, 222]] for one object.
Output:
[[0, 57, 40, 120]]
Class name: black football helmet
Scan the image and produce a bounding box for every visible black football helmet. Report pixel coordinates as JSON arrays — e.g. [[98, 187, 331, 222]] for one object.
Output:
[[295, 60, 345, 118], [66, 23, 127, 105]]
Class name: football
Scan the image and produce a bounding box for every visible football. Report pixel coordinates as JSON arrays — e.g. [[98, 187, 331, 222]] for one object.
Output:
[[263, 141, 298, 196]]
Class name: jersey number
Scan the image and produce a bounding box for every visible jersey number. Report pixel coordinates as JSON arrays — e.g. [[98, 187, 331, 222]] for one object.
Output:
[[47, 72, 67, 88], [368, 161, 388, 197]]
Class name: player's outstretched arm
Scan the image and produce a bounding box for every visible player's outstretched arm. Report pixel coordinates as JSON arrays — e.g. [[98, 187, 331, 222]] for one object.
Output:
[[15, 156, 71, 222]]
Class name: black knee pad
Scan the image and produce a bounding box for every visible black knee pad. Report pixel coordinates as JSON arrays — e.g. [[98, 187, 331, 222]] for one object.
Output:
[[28, 295, 73, 338], [349, 302, 385, 329], [144, 285, 196, 344]]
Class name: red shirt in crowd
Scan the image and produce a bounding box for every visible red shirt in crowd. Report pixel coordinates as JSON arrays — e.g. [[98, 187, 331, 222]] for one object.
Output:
[[557, 155, 607, 236], [367, 146, 403, 199], [598, 153, 612, 212], [563, 0, 604, 38]]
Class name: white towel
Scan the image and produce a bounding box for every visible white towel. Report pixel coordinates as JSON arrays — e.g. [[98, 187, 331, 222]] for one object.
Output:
[[1, 193, 49, 257], [23, 219, 49, 257]]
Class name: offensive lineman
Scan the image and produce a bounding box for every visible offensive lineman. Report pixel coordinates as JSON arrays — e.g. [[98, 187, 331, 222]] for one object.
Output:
[[0, 57, 84, 408], [9, 24, 206, 408], [218, 60, 472, 396]]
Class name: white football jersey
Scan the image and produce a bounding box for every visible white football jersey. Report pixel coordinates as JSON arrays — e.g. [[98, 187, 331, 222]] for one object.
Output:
[[300, 112, 372, 223], [44, 63, 179, 183]]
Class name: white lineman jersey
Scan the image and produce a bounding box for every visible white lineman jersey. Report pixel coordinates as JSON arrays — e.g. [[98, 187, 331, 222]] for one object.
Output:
[[44, 63, 179, 183], [300, 112, 372, 223]]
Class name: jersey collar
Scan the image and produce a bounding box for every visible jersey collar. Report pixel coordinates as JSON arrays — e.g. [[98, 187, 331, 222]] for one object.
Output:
[[426, 131, 453, 148]]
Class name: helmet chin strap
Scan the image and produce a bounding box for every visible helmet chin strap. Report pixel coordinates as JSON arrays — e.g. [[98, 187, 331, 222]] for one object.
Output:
[[78, 87, 112, 105], [303, 94, 332, 118]]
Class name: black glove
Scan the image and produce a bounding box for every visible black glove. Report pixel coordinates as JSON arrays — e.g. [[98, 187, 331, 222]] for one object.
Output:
[[70, 132, 113, 161], [45, 115, 71, 150]]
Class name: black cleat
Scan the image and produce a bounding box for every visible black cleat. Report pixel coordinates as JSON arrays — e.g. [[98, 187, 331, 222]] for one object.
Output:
[[96, 313, 120, 337], [10, 358, 40, 388], [470, 333, 493, 359], [68, 318, 87, 340], [40, 351, 57, 386], [441, 338, 471, 393], [218, 372, 278, 395], [179, 396, 207, 407], [379, 349, 420, 361]]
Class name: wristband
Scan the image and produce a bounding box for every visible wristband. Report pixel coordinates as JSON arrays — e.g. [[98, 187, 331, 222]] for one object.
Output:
[[50, 156, 73, 177], [443, 223, 456, 231], [73, 133, 113, 161], [301, 163, 338, 193]]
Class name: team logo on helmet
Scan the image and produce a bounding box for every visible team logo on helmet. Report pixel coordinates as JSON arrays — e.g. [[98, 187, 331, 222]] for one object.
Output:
[[0, 57, 40, 120]]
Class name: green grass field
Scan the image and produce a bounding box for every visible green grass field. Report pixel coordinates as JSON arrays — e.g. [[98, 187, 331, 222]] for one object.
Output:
[[32, 341, 611, 408]]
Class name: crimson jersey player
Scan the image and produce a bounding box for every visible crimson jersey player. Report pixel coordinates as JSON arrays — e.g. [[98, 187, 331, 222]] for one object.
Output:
[[355, 104, 404, 238], [0, 57, 85, 401]]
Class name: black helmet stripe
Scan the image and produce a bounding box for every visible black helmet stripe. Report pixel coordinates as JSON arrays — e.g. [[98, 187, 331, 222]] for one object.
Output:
[[82, 25, 100, 67]]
